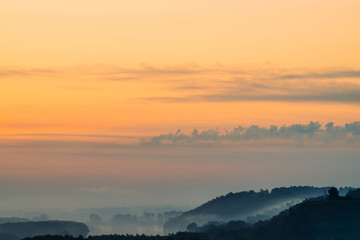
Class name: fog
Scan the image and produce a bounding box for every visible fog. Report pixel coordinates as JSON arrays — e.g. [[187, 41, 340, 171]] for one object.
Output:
[[1, 123, 359, 234]]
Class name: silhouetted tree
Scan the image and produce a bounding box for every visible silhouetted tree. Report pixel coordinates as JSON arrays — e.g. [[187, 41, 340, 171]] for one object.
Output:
[[328, 187, 339, 200]]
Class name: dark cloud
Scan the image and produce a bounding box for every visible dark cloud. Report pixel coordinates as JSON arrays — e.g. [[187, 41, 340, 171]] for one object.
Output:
[[139, 89, 360, 103], [276, 70, 360, 80], [142, 122, 360, 146], [200, 89, 360, 103]]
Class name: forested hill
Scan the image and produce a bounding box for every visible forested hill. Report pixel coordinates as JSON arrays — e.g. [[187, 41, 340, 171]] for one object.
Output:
[[22, 191, 360, 240], [164, 186, 352, 233], [0, 221, 89, 240], [23, 232, 207, 240], [0, 218, 31, 224], [244, 197, 360, 240]]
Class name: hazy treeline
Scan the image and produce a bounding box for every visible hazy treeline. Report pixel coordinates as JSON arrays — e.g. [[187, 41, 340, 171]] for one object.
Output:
[[164, 186, 352, 233], [23, 187, 360, 240], [87, 210, 182, 235], [187, 187, 360, 240], [346, 188, 360, 199], [144, 121, 360, 145], [23, 232, 207, 240], [0, 208, 183, 236], [3, 187, 360, 240], [0, 218, 31, 224], [0, 215, 48, 225], [0, 221, 88, 240]]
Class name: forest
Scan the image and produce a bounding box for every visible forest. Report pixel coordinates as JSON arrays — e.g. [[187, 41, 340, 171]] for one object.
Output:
[[10, 187, 360, 240]]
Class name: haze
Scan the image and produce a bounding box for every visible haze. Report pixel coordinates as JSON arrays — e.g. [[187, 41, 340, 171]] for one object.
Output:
[[1, 0, 360, 217]]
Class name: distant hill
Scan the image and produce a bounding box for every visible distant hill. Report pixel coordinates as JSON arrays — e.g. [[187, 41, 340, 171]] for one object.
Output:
[[18, 187, 360, 240], [346, 188, 360, 199], [21, 196, 360, 240], [183, 188, 360, 240], [0, 217, 31, 224], [0, 221, 89, 240], [245, 197, 360, 240], [186, 220, 250, 236], [23, 232, 208, 240], [199, 196, 360, 240], [164, 186, 352, 233]]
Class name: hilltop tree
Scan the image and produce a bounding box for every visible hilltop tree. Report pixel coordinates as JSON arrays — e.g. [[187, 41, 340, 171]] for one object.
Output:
[[328, 187, 339, 200]]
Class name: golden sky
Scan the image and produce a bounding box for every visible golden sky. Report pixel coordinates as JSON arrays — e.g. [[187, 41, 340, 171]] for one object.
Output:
[[1, 1, 360, 210], [1, 0, 360, 137]]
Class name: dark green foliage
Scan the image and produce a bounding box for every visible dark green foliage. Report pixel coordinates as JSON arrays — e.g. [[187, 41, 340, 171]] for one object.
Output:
[[246, 198, 360, 240], [346, 188, 360, 199], [0, 221, 89, 240], [185, 197, 360, 240], [23, 232, 208, 240], [187, 220, 251, 240], [0, 232, 20, 240], [164, 186, 345, 233], [21, 192, 360, 240], [0, 218, 31, 224], [24, 236, 83, 240], [328, 187, 340, 200]]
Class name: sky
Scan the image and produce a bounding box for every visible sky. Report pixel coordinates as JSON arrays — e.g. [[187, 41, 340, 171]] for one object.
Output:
[[1, 0, 360, 212]]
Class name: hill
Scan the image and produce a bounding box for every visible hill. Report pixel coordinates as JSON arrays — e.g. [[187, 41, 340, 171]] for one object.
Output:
[[249, 198, 360, 240], [21, 197, 360, 240], [191, 196, 360, 240], [164, 186, 351, 233], [0, 217, 31, 224], [0, 221, 89, 240], [19, 187, 360, 240]]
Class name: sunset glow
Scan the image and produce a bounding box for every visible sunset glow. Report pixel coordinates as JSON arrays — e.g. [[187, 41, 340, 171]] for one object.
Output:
[[1, 0, 360, 212]]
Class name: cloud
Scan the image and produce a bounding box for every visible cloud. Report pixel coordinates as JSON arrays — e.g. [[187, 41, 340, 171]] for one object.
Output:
[[100, 65, 360, 81], [199, 89, 360, 103], [171, 84, 207, 90], [3, 65, 360, 80], [3, 64, 360, 104], [0, 68, 55, 77], [100, 64, 206, 82], [135, 67, 360, 104], [142, 122, 360, 146], [276, 70, 360, 80], [0, 133, 134, 139], [140, 89, 360, 103], [4, 122, 359, 149]]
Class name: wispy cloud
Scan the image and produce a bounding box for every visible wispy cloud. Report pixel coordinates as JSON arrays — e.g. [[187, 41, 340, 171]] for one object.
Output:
[[199, 89, 360, 103], [2, 122, 360, 150], [0, 68, 55, 77], [140, 88, 360, 103], [3, 65, 360, 104], [3, 65, 360, 80], [276, 70, 360, 80], [132, 66, 360, 104]]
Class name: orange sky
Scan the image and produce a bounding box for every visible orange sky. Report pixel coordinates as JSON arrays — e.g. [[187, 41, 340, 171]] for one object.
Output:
[[1, 0, 360, 137], [1, 0, 360, 210]]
